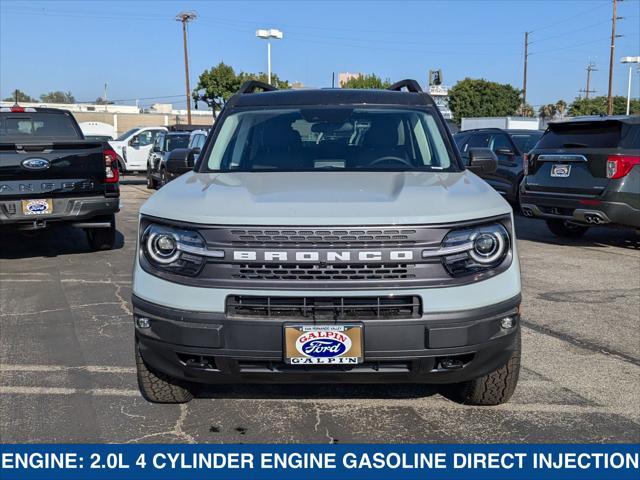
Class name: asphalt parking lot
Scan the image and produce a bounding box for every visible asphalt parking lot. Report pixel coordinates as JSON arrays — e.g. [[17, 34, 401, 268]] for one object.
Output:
[[1, 181, 639, 443]]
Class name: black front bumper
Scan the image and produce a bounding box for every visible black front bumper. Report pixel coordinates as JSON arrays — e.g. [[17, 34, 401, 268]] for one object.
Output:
[[133, 294, 521, 385]]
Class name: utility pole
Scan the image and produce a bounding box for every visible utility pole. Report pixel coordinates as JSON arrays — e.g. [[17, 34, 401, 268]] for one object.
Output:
[[104, 82, 108, 112], [580, 62, 597, 99], [522, 31, 531, 111], [176, 11, 197, 125], [607, 0, 623, 115]]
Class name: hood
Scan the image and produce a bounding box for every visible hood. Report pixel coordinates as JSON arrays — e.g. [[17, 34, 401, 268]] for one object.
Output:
[[140, 171, 511, 226]]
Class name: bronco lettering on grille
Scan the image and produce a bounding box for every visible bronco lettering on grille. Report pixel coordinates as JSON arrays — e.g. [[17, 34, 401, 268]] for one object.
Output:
[[232, 250, 414, 262]]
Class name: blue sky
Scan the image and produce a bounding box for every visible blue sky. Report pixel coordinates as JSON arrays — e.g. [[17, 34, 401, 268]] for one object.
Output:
[[1, 0, 639, 109]]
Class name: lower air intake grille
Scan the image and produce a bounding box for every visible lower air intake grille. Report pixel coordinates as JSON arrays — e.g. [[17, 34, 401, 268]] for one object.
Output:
[[226, 295, 422, 320]]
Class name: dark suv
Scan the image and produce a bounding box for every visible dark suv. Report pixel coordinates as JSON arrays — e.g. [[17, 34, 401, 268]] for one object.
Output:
[[454, 128, 543, 203], [520, 116, 640, 237]]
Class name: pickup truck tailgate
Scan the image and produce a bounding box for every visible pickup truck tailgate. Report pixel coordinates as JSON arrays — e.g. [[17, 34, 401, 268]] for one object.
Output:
[[0, 141, 106, 198]]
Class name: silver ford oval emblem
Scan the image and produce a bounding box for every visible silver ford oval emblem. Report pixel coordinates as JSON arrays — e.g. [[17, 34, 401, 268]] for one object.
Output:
[[21, 158, 50, 170]]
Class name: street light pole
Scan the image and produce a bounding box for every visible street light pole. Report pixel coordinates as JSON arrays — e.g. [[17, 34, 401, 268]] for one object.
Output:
[[621, 56, 640, 116], [256, 29, 283, 85]]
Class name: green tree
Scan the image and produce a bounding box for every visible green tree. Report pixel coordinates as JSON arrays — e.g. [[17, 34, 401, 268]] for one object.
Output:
[[340, 73, 391, 89], [238, 71, 291, 90], [517, 103, 535, 117], [555, 99, 567, 118], [448, 78, 522, 124], [569, 95, 640, 116], [3, 89, 36, 103], [538, 104, 557, 120], [193, 63, 291, 111], [193, 62, 241, 111], [95, 97, 114, 105], [40, 91, 75, 103]]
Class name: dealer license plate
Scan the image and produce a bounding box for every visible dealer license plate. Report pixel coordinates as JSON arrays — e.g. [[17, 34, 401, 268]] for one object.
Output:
[[284, 325, 363, 365], [550, 164, 571, 178], [22, 199, 53, 215]]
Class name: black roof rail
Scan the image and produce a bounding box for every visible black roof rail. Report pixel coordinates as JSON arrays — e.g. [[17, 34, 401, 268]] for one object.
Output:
[[238, 80, 278, 94], [387, 79, 423, 93]]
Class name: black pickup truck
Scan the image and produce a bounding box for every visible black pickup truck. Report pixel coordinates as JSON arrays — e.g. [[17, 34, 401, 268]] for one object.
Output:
[[0, 106, 120, 250]]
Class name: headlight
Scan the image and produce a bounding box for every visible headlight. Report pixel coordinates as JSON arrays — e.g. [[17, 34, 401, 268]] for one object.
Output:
[[423, 223, 510, 276], [141, 224, 223, 276]]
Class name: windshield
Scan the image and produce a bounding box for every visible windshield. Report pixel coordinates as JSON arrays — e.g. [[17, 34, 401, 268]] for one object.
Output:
[[115, 128, 139, 141], [0, 112, 81, 141], [536, 122, 625, 149], [204, 107, 455, 172], [511, 132, 542, 153], [165, 135, 190, 151]]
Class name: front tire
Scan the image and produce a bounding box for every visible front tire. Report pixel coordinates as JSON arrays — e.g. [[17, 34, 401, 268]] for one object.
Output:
[[452, 330, 521, 406], [546, 219, 589, 238], [136, 342, 193, 404], [85, 214, 116, 251]]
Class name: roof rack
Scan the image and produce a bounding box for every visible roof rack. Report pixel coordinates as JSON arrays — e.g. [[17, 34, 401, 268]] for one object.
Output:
[[238, 80, 278, 94], [387, 79, 423, 93]]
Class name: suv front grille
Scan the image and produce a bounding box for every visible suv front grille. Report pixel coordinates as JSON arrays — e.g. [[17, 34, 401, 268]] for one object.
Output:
[[228, 228, 419, 247], [232, 263, 415, 281], [226, 295, 422, 320]]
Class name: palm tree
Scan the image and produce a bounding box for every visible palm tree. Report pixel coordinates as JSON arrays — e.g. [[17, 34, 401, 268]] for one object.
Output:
[[555, 100, 567, 118], [538, 104, 556, 120]]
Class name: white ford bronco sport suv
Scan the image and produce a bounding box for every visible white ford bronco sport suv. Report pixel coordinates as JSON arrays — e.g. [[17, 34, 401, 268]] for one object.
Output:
[[132, 80, 522, 405]]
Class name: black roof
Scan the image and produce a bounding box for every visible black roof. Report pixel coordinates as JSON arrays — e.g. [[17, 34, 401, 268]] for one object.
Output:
[[226, 88, 436, 109], [548, 115, 640, 125], [456, 128, 543, 135]]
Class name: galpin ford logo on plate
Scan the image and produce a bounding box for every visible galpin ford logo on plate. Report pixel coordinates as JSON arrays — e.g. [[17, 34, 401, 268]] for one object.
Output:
[[285, 325, 363, 364]]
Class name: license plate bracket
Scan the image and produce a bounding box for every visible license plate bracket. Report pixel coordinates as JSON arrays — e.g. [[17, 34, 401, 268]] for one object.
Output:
[[21, 199, 53, 215], [284, 324, 363, 365], [550, 164, 571, 178]]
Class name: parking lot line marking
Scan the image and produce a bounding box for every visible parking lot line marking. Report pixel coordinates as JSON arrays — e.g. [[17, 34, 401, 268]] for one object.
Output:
[[0, 386, 139, 397], [0, 364, 135, 373]]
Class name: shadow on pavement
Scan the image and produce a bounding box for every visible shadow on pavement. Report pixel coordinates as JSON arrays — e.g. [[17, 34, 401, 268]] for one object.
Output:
[[513, 214, 640, 250], [1, 225, 125, 259], [195, 383, 440, 401]]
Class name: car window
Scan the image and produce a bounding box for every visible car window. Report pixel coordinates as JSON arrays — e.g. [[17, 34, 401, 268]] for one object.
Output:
[[153, 133, 164, 151], [466, 133, 491, 149], [510, 132, 543, 153], [115, 128, 139, 141], [536, 122, 624, 149], [165, 135, 190, 151], [490, 133, 513, 152], [136, 130, 155, 146], [204, 107, 456, 172], [0, 112, 80, 140]]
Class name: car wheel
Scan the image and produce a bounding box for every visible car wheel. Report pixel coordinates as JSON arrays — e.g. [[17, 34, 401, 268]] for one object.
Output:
[[452, 329, 521, 406], [146, 165, 158, 190], [135, 342, 193, 404], [85, 214, 116, 251], [545, 219, 589, 238]]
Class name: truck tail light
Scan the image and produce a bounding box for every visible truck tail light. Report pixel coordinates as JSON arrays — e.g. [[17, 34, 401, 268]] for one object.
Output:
[[103, 148, 119, 183], [523, 153, 529, 176], [606, 155, 640, 179], [10, 106, 25, 113]]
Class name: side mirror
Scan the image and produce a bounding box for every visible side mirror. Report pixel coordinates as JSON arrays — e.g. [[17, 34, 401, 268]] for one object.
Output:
[[495, 148, 515, 156], [191, 146, 201, 155], [165, 148, 195, 175], [467, 148, 498, 174]]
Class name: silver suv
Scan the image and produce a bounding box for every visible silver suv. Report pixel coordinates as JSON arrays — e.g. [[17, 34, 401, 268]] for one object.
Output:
[[132, 80, 522, 405]]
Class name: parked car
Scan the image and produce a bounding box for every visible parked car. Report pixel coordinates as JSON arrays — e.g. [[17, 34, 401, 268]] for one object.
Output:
[[520, 116, 640, 237], [79, 121, 116, 141], [454, 128, 543, 203], [145, 131, 191, 189], [0, 106, 119, 250], [109, 126, 167, 174], [132, 80, 522, 406], [160, 130, 209, 186]]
